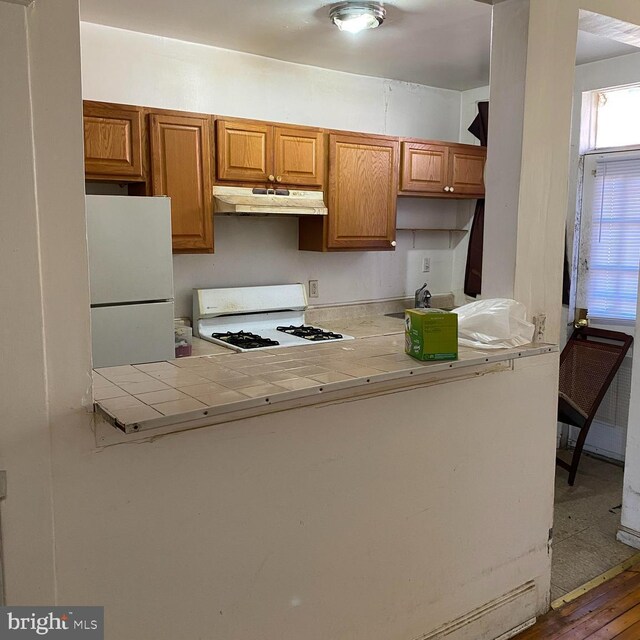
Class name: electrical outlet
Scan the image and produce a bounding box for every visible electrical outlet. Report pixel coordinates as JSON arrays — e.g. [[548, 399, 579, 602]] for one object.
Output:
[[533, 314, 546, 343], [422, 257, 431, 273], [309, 280, 319, 298]]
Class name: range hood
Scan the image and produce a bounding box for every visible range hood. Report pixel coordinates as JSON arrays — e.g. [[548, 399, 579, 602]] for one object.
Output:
[[213, 186, 328, 216]]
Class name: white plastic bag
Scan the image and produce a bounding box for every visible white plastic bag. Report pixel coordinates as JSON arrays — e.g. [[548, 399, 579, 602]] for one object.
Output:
[[455, 298, 535, 349]]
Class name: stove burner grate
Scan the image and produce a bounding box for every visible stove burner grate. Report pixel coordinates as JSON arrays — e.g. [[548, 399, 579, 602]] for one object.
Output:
[[276, 325, 344, 341], [211, 330, 279, 349]]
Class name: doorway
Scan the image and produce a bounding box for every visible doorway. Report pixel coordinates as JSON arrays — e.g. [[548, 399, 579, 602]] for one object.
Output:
[[553, 82, 640, 603]]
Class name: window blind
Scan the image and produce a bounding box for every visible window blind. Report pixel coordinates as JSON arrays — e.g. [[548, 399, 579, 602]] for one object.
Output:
[[584, 155, 640, 321]]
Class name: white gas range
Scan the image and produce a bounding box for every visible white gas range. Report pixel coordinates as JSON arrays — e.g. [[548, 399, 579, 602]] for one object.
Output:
[[192, 284, 354, 352]]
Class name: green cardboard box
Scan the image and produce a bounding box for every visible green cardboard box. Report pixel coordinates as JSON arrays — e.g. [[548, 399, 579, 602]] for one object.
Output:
[[405, 308, 458, 361]]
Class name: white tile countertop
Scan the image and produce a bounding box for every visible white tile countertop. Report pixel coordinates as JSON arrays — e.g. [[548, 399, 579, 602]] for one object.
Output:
[[93, 313, 558, 435]]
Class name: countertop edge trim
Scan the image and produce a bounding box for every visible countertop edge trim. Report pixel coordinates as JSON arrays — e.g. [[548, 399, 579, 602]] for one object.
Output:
[[94, 345, 558, 440]]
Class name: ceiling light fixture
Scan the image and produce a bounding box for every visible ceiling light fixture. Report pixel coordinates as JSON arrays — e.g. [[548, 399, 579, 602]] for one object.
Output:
[[329, 2, 386, 34]]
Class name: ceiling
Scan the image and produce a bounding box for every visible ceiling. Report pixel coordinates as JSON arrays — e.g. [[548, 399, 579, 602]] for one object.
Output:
[[79, 0, 640, 91]]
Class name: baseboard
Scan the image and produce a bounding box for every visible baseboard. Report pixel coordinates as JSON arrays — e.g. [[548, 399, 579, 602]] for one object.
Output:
[[617, 525, 640, 550], [566, 420, 627, 462], [415, 580, 538, 640], [493, 618, 537, 640]]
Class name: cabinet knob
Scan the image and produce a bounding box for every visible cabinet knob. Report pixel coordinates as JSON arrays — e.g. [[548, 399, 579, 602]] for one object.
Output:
[[276, 176, 282, 183], [268, 174, 275, 182], [444, 186, 450, 192], [450, 187, 455, 193], [390, 240, 397, 247]]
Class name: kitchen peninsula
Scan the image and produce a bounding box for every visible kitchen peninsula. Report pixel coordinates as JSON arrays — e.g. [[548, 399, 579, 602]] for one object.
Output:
[[94, 314, 556, 438], [90, 309, 559, 640]]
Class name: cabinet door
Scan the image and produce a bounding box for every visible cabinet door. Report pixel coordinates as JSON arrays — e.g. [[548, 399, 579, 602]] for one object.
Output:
[[273, 127, 325, 187], [149, 113, 214, 253], [399, 142, 448, 194], [448, 146, 486, 196], [327, 134, 398, 250], [216, 120, 271, 183], [83, 102, 144, 180]]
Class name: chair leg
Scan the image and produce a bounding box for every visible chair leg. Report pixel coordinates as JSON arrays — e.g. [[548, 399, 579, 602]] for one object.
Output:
[[568, 426, 590, 486]]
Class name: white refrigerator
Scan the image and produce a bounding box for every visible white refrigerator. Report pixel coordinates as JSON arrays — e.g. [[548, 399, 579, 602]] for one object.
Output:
[[86, 195, 175, 368]]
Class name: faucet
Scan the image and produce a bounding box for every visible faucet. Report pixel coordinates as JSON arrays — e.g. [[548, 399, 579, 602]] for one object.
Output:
[[414, 283, 431, 309]]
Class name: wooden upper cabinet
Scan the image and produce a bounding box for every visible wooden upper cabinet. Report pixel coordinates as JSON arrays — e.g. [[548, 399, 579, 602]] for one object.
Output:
[[149, 113, 214, 253], [399, 140, 486, 197], [215, 119, 325, 186], [216, 119, 271, 183], [448, 146, 486, 196], [273, 127, 324, 187], [83, 102, 144, 180], [326, 133, 399, 250], [400, 142, 448, 194]]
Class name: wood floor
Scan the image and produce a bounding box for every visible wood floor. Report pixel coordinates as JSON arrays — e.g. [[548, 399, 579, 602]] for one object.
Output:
[[514, 562, 640, 639]]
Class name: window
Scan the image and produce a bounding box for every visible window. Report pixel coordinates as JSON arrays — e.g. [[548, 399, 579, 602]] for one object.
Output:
[[594, 86, 640, 150], [579, 153, 640, 321]]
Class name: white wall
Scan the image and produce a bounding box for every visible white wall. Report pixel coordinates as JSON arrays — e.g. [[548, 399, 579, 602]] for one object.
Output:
[[0, 1, 57, 602], [620, 280, 640, 546], [483, 0, 532, 307], [0, 0, 91, 603], [79, 23, 465, 316], [28, 3, 95, 614]]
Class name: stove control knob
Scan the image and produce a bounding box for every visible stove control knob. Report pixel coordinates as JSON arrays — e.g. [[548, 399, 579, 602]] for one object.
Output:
[[390, 240, 397, 247], [268, 174, 275, 182]]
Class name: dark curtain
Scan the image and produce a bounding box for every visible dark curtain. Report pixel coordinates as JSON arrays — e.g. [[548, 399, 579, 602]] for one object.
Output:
[[464, 101, 488, 297]]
